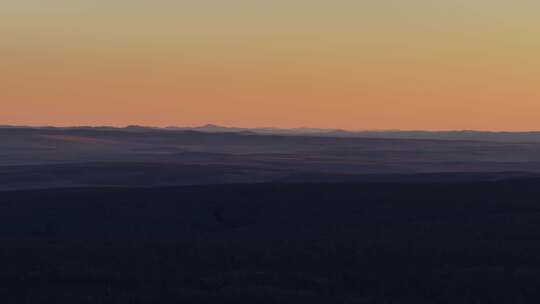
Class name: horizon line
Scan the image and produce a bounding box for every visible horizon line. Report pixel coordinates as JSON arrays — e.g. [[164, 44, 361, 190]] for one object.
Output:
[[1, 124, 540, 133]]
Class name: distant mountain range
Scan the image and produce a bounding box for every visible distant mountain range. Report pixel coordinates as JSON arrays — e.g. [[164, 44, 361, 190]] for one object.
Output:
[[3, 124, 540, 142], [2, 125, 540, 190], [169, 124, 540, 142]]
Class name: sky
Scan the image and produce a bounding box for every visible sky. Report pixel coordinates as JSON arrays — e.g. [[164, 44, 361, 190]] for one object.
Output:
[[1, 0, 539, 130]]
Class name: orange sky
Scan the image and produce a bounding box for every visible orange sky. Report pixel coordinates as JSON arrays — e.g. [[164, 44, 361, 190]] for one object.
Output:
[[1, 1, 540, 130]]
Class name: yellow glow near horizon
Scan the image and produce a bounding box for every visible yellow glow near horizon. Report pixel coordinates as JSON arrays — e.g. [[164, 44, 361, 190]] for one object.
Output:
[[1, 1, 540, 130]]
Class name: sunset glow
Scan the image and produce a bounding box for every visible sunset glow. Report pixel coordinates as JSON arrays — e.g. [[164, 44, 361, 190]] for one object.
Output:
[[2, 1, 540, 130]]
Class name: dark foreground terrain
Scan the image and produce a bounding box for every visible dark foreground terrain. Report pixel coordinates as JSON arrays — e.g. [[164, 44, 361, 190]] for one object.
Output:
[[2, 180, 540, 303]]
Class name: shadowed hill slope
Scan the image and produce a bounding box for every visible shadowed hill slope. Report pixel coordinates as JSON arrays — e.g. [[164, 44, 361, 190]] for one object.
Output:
[[1, 180, 540, 302]]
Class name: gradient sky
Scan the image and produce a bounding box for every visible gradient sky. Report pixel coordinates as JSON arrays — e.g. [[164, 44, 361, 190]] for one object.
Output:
[[1, 1, 539, 130]]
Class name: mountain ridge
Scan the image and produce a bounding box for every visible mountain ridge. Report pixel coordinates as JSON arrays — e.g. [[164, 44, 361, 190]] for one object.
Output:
[[3, 124, 540, 142]]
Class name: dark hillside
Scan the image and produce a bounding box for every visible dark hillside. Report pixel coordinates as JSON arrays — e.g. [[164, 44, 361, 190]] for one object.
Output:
[[1, 181, 540, 303]]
